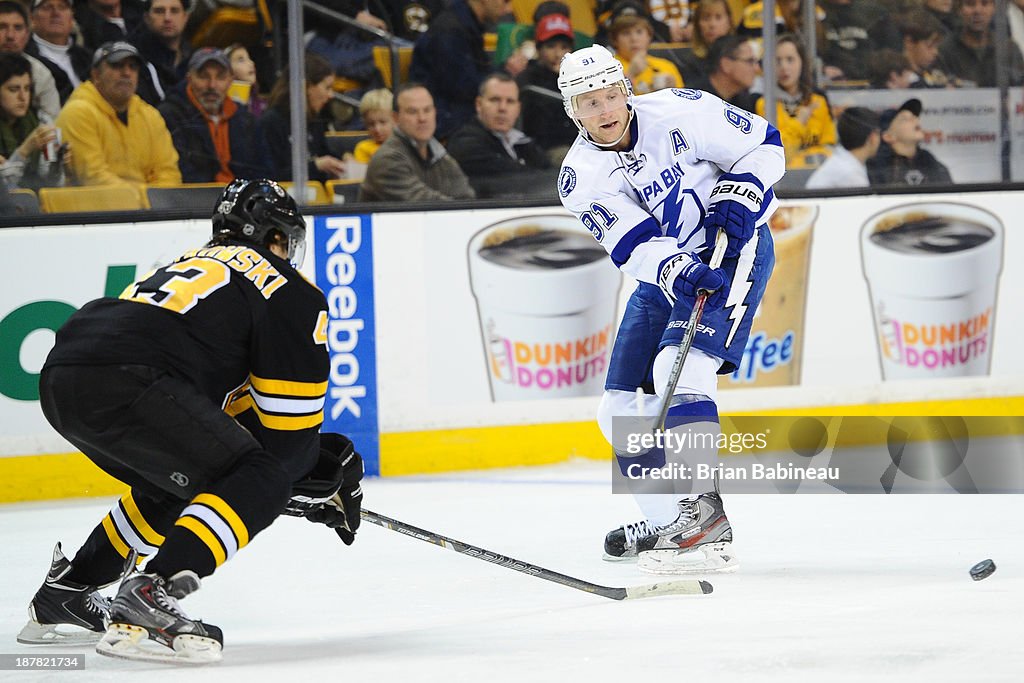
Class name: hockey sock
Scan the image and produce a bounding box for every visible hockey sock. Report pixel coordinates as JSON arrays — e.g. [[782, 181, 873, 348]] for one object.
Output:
[[66, 490, 183, 587], [146, 449, 291, 580], [665, 393, 720, 497]]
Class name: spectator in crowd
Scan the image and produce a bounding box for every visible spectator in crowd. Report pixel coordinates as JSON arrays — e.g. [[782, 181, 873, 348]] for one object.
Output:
[[595, 0, 672, 43], [0, 53, 69, 190], [867, 49, 915, 89], [306, 0, 386, 98], [359, 82, 474, 201], [130, 0, 191, 106], [867, 97, 952, 186], [938, 0, 1024, 87], [56, 41, 181, 185], [820, 0, 887, 81], [409, 0, 507, 140], [225, 43, 266, 117], [608, 4, 684, 94], [373, 0, 444, 42], [28, 0, 91, 102], [352, 88, 393, 164], [925, 0, 961, 34], [680, 0, 734, 83], [898, 8, 959, 88], [158, 47, 264, 183], [805, 106, 879, 189], [75, 0, 144, 51], [649, 0, 692, 42], [0, 1, 60, 120], [687, 35, 760, 111], [517, 7, 577, 164], [755, 34, 836, 167], [870, 0, 957, 52], [739, 0, 824, 46], [257, 53, 347, 183], [446, 72, 554, 198], [1011, 0, 1024, 59]]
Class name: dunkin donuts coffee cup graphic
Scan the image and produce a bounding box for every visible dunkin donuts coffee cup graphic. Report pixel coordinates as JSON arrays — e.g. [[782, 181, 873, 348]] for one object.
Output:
[[861, 202, 1003, 380], [468, 215, 622, 401], [725, 205, 817, 388]]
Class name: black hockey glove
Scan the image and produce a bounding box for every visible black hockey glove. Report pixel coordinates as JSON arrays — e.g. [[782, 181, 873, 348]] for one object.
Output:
[[285, 433, 364, 545]]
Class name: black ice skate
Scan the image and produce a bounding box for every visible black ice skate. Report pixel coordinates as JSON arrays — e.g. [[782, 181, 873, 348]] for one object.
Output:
[[635, 493, 738, 574], [96, 570, 223, 665], [18, 542, 111, 645], [603, 518, 658, 561]]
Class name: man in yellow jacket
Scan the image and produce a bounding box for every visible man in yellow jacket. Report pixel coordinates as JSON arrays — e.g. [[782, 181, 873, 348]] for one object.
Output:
[[56, 41, 180, 186]]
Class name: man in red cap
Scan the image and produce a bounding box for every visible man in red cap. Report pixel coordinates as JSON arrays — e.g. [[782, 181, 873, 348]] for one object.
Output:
[[517, 5, 578, 163]]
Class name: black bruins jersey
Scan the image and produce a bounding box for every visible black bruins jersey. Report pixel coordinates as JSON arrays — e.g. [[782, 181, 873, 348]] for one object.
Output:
[[44, 239, 329, 476]]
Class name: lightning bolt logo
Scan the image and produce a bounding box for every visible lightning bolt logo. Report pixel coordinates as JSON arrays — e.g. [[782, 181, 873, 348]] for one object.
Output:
[[723, 232, 759, 349]]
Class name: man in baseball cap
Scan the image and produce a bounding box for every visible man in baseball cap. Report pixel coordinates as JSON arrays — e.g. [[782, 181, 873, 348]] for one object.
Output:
[[867, 97, 952, 187], [90, 40, 142, 69], [157, 46, 265, 183], [54, 39, 181, 185]]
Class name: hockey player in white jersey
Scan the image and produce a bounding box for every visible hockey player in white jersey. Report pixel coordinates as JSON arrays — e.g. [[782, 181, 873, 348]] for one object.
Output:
[[556, 45, 784, 574]]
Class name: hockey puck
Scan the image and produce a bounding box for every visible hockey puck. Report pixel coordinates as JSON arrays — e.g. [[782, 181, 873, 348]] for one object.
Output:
[[969, 559, 996, 581]]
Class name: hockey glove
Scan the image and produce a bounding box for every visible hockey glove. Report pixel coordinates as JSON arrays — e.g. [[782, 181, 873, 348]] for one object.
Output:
[[285, 433, 364, 545], [658, 252, 728, 309], [705, 172, 763, 258]]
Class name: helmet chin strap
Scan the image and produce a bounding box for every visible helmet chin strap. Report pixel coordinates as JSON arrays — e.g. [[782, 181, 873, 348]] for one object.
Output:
[[577, 106, 635, 149]]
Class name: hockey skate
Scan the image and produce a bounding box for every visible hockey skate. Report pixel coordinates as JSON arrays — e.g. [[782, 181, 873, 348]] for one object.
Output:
[[635, 493, 738, 575], [603, 518, 658, 561], [18, 543, 111, 645], [96, 570, 223, 665]]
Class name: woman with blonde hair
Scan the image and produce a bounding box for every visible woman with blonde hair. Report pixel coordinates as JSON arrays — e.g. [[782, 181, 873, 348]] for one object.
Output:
[[680, 0, 735, 83]]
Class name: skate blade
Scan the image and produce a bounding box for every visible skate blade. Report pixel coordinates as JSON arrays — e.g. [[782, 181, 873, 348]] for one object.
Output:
[[96, 623, 222, 665], [602, 552, 639, 563], [17, 619, 103, 645], [637, 542, 739, 576]]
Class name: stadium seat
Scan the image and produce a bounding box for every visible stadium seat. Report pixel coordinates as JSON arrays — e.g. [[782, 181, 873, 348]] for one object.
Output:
[[325, 131, 369, 158], [6, 188, 40, 215], [39, 185, 146, 213], [280, 181, 330, 206], [325, 179, 362, 205], [648, 42, 694, 71], [372, 45, 413, 89], [146, 183, 227, 211]]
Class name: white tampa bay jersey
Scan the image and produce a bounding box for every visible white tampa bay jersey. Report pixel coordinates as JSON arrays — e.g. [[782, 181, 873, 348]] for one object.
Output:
[[558, 88, 785, 285]]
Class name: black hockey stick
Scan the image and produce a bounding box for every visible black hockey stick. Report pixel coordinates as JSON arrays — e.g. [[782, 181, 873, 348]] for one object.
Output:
[[654, 231, 729, 431], [360, 508, 712, 600]]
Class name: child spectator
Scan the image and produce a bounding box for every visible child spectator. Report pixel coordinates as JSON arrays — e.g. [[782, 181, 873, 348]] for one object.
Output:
[[805, 106, 879, 189], [608, 4, 684, 94], [225, 43, 266, 117], [517, 8, 578, 164], [353, 88, 393, 163], [867, 49, 915, 89], [867, 97, 952, 186]]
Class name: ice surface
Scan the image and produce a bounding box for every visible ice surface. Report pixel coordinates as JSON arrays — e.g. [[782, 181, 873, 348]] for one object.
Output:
[[3, 460, 1022, 681]]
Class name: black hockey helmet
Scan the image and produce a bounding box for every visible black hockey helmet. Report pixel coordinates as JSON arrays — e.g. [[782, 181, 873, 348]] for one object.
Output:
[[212, 178, 307, 267]]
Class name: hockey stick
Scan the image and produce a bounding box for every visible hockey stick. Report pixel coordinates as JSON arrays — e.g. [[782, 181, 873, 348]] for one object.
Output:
[[654, 230, 729, 431], [360, 508, 712, 600]]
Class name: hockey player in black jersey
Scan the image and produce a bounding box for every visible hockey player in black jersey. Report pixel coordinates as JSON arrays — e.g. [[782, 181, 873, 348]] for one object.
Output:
[[17, 179, 364, 664]]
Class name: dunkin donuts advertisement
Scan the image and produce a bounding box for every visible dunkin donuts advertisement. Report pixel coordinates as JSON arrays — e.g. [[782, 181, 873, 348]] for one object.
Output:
[[467, 215, 621, 401], [860, 202, 1002, 379]]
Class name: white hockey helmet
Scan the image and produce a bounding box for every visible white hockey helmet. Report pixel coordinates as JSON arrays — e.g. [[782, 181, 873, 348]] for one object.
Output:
[[557, 45, 634, 144]]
